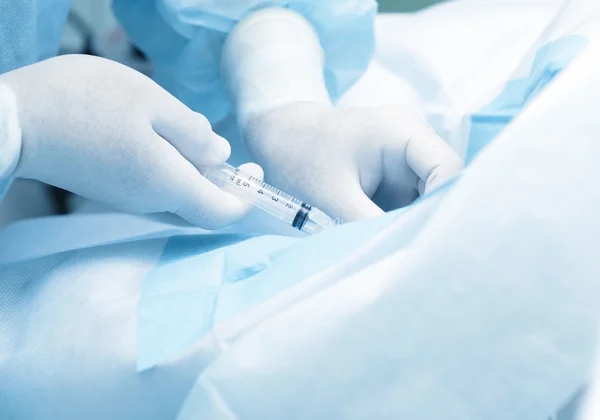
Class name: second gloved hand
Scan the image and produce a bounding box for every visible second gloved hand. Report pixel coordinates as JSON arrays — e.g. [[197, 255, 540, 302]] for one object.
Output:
[[220, 8, 462, 223], [244, 102, 463, 222], [0, 54, 261, 229]]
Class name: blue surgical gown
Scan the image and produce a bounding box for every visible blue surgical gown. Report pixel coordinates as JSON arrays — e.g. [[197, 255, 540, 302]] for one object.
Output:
[[0, 0, 70, 201], [112, 0, 378, 124]]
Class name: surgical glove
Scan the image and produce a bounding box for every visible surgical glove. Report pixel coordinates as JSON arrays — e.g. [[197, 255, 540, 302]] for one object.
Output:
[[221, 8, 462, 221], [0, 54, 261, 229], [244, 103, 462, 221]]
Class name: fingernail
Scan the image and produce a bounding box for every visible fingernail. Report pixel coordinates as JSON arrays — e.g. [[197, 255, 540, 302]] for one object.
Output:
[[209, 134, 231, 163]]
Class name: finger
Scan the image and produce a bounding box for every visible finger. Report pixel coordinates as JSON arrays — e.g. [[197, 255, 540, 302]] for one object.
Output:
[[316, 177, 384, 222], [136, 133, 262, 229], [152, 106, 232, 168], [405, 122, 463, 194], [175, 162, 264, 229]]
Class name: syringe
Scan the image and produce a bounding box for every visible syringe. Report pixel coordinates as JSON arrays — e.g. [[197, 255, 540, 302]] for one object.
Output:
[[202, 163, 344, 234]]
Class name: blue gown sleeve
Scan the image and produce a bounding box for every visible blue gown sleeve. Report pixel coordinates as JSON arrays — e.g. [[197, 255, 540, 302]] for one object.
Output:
[[113, 0, 378, 124]]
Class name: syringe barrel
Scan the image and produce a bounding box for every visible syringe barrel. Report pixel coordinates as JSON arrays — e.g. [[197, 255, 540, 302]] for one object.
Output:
[[203, 163, 303, 225]]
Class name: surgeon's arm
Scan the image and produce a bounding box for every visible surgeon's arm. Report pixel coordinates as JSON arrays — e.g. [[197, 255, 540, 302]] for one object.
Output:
[[221, 8, 331, 128], [112, 0, 376, 125]]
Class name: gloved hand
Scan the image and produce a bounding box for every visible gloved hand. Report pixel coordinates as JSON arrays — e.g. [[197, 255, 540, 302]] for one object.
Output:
[[220, 8, 462, 222], [0, 54, 261, 229], [244, 102, 462, 221]]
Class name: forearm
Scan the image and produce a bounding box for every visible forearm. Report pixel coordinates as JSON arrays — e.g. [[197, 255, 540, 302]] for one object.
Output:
[[221, 8, 332, 128]]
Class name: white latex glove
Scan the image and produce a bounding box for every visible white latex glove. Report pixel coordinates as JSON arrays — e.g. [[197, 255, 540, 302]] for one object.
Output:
[[222, 8, 462, 221], [0, 54, 262, 229], [244, 103, 462, 221]]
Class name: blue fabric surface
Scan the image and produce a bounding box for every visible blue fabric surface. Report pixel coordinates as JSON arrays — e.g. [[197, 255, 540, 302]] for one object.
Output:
[[0, 0, 70, 75], [0, 178, 11, 201], [467, 35, 588, 163], [175, 37, 600, 419], [0, 0, 70, 203], [2, 4, 600, 419], [138, 211, 402, 371]]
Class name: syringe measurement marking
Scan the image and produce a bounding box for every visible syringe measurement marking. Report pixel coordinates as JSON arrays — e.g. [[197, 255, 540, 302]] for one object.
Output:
[[225, 172, 302, 210], [205, 163, 343, 233]]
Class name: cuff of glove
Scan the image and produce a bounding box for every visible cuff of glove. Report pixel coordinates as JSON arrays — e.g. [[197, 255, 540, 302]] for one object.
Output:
[[0, 83, 22, 185], [221, 8, 332, 128]]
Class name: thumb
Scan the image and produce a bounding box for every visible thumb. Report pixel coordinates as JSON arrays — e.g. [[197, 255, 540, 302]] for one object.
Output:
[[175, 162, 264, 229], [404, 120, 463, 195], [315, 177, 384, 222]]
